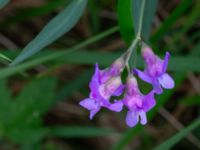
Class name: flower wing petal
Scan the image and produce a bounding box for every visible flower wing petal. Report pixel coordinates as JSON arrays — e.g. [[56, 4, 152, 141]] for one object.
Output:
[[158, 73, 174, 89], [126, 110, 139, 127]]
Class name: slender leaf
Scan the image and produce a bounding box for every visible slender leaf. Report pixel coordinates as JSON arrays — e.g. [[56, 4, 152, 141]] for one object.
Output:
[[154, 118, 200, 150], [11, 0, 87, 66]]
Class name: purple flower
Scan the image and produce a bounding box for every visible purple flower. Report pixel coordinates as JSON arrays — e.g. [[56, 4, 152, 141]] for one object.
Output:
[[123, 75, 156, 127], [79, 59, 125, 119], [133, 44, 174, 94]]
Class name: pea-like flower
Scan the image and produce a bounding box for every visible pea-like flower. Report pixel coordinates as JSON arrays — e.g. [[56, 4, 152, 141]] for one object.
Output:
[[133, 44, 174, 94], [123, 75, 156, 127], [79, 58, 125, 119]]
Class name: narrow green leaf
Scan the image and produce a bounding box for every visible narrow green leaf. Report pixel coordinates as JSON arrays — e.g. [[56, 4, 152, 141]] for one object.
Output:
[[154, 118, 200, 150], [11, 0, 87, 66], [0, 0, 9, 9], [50, 126, 116, 138]]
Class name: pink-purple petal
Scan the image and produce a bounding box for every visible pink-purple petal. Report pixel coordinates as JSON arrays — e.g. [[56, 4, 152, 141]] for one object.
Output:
[[89, 63, 100, 92], [79, 98, 98, 110], [152, 80, 163, 94], [158, 73, 174, 89], [89, 107, 101, 120], [142, 91, 156, 112], [108, 100, 123, 112]]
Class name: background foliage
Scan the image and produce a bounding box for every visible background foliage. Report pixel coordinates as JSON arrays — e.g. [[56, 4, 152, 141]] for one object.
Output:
[[0, 0, 200, 150]]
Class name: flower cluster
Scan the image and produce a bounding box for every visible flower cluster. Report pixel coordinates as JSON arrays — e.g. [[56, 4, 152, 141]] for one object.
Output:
[[79, 43, 174, 127]]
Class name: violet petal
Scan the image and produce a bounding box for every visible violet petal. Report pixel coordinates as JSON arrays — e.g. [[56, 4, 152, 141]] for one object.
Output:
[[142, 91, 156, 112], [162, 52, 170, 73], [79, 98, 98, 110], [108, 100, 123, 112], [89, 108, 101, 120], [113, 84, 125, 96], [152, 80, 163, 94]]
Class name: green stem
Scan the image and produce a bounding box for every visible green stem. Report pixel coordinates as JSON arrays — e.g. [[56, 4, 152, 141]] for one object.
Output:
[[124, 0, 146, 69], [137, 0, 146, 37]]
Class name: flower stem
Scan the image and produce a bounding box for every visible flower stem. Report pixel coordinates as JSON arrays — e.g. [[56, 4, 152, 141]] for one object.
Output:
[[137, 0, 146, 38], [124, 0, 146, 72]]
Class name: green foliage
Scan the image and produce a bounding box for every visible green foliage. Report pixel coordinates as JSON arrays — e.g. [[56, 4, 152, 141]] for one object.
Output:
[[0, 77, 57, 144], [11, 0, 87, 65], [0, 0, 200, 149], [155, 118, 200, 150]]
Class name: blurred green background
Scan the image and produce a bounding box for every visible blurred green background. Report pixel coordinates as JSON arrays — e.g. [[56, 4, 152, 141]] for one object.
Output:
[[0, 0, 200, 150]]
